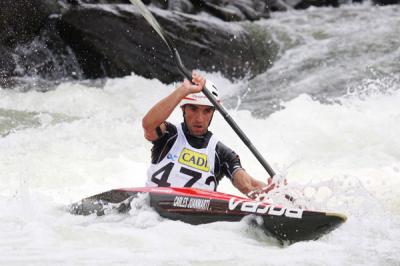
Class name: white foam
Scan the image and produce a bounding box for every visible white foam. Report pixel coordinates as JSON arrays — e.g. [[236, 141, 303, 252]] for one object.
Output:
[[1, 4, 400, 264]]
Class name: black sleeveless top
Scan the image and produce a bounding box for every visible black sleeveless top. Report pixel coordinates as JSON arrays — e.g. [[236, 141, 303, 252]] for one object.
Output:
[[150, 122, 243, 183]]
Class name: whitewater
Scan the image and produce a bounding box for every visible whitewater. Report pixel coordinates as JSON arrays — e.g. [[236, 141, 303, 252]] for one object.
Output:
[[0, 3, 399, 266]]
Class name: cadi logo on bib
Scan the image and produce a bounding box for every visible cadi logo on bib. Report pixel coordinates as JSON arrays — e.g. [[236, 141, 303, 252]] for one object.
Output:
[[178, 148, 209, 172]]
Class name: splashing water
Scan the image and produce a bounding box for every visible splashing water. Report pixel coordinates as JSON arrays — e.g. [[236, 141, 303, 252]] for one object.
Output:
[[1, 4, 400, 266]]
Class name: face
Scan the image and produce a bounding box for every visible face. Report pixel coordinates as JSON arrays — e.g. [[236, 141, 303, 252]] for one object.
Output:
[[182, 104, 215, 136]]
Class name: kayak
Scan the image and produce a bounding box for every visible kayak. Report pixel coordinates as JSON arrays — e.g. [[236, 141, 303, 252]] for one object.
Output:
[[69, 187, 346, 244]]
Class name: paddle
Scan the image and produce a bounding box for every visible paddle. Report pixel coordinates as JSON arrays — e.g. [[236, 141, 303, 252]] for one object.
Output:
[[128, 0, 282, 185]]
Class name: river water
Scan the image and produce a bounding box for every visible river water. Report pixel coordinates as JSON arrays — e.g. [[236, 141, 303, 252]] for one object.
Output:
[[0, 3, 399, 265]]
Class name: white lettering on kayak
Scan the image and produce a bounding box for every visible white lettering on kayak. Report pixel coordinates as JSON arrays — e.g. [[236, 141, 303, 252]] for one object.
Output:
[[228, 198, 303, 219], [173, 196, 210, 211], [228, 198, 244, 210], [187, 198, 210, 210], [173, 196, 189, 208]]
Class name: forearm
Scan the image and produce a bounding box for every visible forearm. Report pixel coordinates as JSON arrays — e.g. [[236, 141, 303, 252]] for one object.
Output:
[[142, 72, 205, 141], [232, 169, 266, 195], [142, 85, 187, 132]]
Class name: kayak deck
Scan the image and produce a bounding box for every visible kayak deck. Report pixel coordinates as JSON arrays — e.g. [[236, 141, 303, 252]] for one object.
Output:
[[69, 187, 346, 244]]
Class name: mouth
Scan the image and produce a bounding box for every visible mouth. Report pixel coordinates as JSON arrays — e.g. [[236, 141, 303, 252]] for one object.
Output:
[[193, 125, 203, 130], [192, 124, 204, 134]]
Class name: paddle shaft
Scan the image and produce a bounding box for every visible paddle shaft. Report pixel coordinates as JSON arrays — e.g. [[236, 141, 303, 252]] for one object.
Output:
[[172, 49, 276, 178]]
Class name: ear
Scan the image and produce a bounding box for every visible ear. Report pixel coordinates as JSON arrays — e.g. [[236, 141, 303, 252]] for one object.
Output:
[[208, 110, 215, 127]]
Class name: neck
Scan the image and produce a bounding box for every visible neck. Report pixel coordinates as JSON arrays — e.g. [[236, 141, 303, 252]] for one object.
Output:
[[180, 123, 212, 149], [182, 122, 207, 138]]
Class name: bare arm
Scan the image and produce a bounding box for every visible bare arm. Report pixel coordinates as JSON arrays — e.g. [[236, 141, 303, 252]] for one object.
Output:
[[232, 169, 266, 196], [142, 84, 187, 141], [142, 72, 206, 141]]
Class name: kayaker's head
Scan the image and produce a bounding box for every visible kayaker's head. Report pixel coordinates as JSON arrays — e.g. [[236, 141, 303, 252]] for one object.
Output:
[[180, 80, 220, 137]]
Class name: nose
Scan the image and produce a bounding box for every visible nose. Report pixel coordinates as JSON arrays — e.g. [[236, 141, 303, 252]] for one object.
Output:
[[194, 110, 207, 123]]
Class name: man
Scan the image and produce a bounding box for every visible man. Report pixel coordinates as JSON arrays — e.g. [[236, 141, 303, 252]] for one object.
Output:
[[142, 72, 271, 199]]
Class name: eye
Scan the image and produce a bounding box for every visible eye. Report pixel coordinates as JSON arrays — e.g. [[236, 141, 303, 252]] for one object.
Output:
[[187, 105, 197, 111], [204, 107, 214, 114]]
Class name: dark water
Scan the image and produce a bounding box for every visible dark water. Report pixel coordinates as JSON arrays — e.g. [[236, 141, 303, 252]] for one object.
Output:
[[225, 5, 400, 117], [0, 4, 399, 265]]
